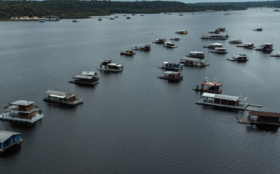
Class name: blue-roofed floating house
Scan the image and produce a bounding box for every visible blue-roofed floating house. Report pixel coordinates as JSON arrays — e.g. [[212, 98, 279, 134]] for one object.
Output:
[[0, 130, 22, 152], [159, 61, 182, 70]]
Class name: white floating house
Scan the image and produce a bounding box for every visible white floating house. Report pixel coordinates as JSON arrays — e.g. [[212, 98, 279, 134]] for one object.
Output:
[[43, 90, 83, 106], [0, 130, 23, 152], [0, 100, 44, 123]]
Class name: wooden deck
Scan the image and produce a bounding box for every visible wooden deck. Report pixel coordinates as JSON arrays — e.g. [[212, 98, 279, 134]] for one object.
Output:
[[0, 113, 44, 123]]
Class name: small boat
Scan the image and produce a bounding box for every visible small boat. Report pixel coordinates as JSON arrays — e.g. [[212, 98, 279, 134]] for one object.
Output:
[[229, 39, 242, 44], [98, 18, 102, 21], [193, 77, 222, 93], [200, 34, 227, 40], [270, 53, 280, 57], [120, 49, 135, 56], [39, 20, 44, 23], [209, 29, 220, 34], [98, 60, 123, 72], [203, 43, 223, 49], [227, 54, 248, 62], [158, 71, 183, 82], [132, 13, 135, 16], [132, 44, 151, 51], [186, 51, 205, 58], [253, 28, 263, 31], [274, 9, 280, 12], [224, 13, 230, 15], [159, 62, 182, 70], [153, 39, 166, 44], [72, 20, 78, 22], [236, 43, 255, 49], [126, 17, 131, 19], [170, 36, 180, 41], [110, 17, 115, 20], [209, 47, 228, 54], [163, 42, 178, 48], [218, 28, 226, 32], [255, 43, 274, 52], [180, 57, 209, 67], [176, 30, 188, 34], [69, 71, 99, 86]]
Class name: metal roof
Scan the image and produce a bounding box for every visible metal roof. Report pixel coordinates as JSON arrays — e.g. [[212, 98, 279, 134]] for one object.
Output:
[[82, 71, 96, 76], [45, 90, 67, 96], [212, 43, 223, 46], [0, 130, 21, 143], [11, 100, 34, 106], [202, 93, 239, 101], [190, 51, 204, 54], [249, 110, 280, 118], [163, 61, 178, 65], [74, 75, 93, 80], [164, 71, 180, 75]]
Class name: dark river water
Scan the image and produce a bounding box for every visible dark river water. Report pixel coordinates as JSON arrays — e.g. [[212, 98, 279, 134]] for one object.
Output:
[[1, 8, 280, 174]]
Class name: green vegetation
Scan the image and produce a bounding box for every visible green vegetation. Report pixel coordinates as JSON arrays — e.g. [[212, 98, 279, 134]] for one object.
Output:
[[0, 1, 246, 19]]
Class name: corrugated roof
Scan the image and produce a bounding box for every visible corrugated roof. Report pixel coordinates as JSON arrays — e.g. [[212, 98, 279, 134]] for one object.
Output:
[[249, 111, 280, 118], [11, 100, 34, 106], [0, 130, 21, 143]]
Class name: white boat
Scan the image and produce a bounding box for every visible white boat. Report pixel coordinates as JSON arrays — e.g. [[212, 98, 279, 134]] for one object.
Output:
[[229, 39, 242, 44], [163, 42, 178, 48], [200, 34, 227, 40], [158, 71, 183, 82], [186, 51, 205, 58], [98, 60, 123, 72], [209, 47, 228, 54], [196, 92, 249, 110], [227, 54, 248, 62], [255, 43, 274, 52], [203, 43, 223, 49], [176, 30, 188, 34], [180, 57, 209, 67], [44, 16, 60, 21], [159, 62, 182, 70], [170, 36, 180, 41]]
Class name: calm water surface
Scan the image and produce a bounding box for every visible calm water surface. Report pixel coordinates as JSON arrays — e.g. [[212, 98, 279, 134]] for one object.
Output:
[[1, 8, 280, 174]]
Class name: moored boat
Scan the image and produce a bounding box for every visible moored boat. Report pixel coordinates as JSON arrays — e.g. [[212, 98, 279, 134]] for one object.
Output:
[[163, 42, 178, 48], [43, 90, 83, 106], [229, 39, 242, 44], [255, 43, 274, 52], [186, 51, 205, 58], [170, 36, 180, 41], [98, 60, 123, 72], [72, 20, 78, 23], [209, 29, 220, 34], [159, 61, 182, 70], [203, 43, 223, 49], [69, 71, 99, 86], [227, 54, 248, 62], [153, 39, 166, 44], [209, 47, 228, 54], [270, 52, 280, 57], [44, 16, 60, 21], [180, 57, 209, 67], [98, 18, 102, 21], [218, 28, 226, 32], [253, 28, 263, 31], [158, 71, 183, 82], [132, 44, 151, 51], [200, 34, 227, 40], [176, 30, 188, 34], [236, 43, 254, 49], [193, 77, 222, 93], [120, 49, 135, 56]]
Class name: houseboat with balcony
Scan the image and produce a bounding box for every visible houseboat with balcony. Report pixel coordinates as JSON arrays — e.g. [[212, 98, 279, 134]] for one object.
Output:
[[44, 16, 60, 21], [253, 28, 262, 31], [163, 42, 178, 48], [196, 93, 249, 110], [69, 71, 99, 86], [255, 43, 274, 52], [170, 36, 180, 41], [186, 51, 205, 58], [227, 54, 248, 62], [0, 131, 22, 153], [236, 43, 254, 49], [176, 30, 188, 34], [43, 90, 83, 106], [98, 60, 123, 72], [193, 77, 222, 93], [229, 39, 242, 44], [180, 57, 209, 67], [159, 62, 182, 70], [237, 110, 280, 129], [209, 47, 228, 54], [200, 34, 227, 40], [120, 49, 135, 56], [153, 39, 166, 44], [0, 100, 44, 123], [158, 71, 183, 82], [203, 43, 223, 49], [132, 44, 151, 51], [270, 53, 280, 57]]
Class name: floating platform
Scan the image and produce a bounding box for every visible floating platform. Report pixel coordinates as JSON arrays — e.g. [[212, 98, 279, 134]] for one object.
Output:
[[0, 113, 44, 123], [69, 81, 99, 86]]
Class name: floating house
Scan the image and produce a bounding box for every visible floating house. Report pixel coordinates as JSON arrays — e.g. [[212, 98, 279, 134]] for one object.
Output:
[[196, 93, 249, 110], [186, 51, 205, 58], [203, 43, 223, 49], [120, 49, 135, 56], [253, 28, 262, 31], [200, 34, 227, 40], [0, 131, 22, 152], [229, 39, 242, 44], [236, 43, 254, 49], [180, 57, 209, 67], [255, 43, 274, 52], [153, 39, 166, 44], [158, 71, 183, 81], [43, 90, 83, 106], [132, 45, 151, 51], [237, 111, 280, 128], [176, 30, 188, 34], [227, 54, 248, 62], [159, 62, 182, 70], [98, 60, 123, 72], [170, 36, 180, 41], [193, 78, 222, 93], [209, 47, 228, 54], [163, 42, 178, 48], [0, 100, 44, 123], [69, 71, 99, 86]]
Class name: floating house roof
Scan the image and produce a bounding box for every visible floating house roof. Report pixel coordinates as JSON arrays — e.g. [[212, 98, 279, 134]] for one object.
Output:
[[45, 90, 76, 99], [11, 100, 34, 106], [74, 75, 93, 80], [249, 111, 280, 118], [190, 51, 204, 54], [82, 71, 96, 76], [202, 93, 239, 101], [0, 131, 20, 143]]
